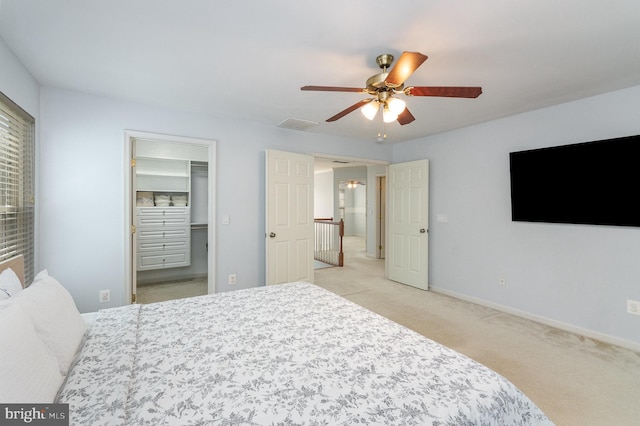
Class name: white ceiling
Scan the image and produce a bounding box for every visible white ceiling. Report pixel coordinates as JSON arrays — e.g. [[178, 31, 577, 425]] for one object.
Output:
[[1, 0, 639, 143]]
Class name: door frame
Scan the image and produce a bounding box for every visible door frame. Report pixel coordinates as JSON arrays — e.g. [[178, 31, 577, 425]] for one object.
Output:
[[376, 174, 386, 259], [124, 130, 217, 303], [311, 153, 388, 260]]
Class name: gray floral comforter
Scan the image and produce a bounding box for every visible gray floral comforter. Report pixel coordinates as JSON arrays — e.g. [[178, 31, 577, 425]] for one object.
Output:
[[57, 282, 553, 425]]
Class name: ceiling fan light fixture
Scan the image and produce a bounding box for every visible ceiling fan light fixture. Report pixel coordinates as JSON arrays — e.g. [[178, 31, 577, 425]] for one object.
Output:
[[382, 105, 398, 123], [387, 97, 406, 115], [360, 100, 379, 120]]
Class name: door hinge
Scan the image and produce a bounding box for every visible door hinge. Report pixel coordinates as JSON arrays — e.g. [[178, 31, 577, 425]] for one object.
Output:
[[131, 158, 136, 167], [131, 293, 137, 303], [131, 225, 136, 234]]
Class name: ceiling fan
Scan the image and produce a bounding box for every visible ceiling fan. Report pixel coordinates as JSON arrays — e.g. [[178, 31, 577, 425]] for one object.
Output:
[[343, 180, 365, 189], [301, 51, 482, 126]]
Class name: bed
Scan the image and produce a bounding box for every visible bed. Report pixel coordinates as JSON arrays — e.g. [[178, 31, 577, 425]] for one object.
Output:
[[1, 255, 553, 425]]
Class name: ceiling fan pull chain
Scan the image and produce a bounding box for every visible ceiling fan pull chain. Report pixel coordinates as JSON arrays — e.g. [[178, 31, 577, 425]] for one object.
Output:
[[377, 113, 387, 141]]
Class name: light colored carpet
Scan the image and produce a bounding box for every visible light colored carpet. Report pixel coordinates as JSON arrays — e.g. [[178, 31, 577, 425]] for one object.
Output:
[[314, 259, 334, 269], [315, 236, 640, 426], [137, 276, 207, 304]]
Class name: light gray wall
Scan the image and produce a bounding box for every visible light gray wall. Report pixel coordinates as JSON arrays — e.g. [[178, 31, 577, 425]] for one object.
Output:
[[393, 85, 640, 348], [0, 39, 39, 116], [313, 170, 333, 219], [37, 86, 392, 313]]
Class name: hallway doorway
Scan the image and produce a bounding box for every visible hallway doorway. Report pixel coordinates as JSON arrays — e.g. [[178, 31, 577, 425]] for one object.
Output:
[[313, 155, 387, 269]]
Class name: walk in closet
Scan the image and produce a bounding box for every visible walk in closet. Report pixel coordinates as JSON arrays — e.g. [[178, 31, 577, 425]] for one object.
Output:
[[133, 139, 209, 300]]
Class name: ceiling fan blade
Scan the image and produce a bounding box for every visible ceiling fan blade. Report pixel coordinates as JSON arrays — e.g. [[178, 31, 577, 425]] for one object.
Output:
[[406, 86, 483, 98], [301, 85, 365, 93], [326, 99, 373, 122], [397, 108, 415, 125], [385, 51, 428, 87]]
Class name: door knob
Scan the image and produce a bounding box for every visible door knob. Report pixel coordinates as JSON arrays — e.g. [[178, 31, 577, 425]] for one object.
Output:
[[269, 232, 276, 238], [419, 228, 426, 233]]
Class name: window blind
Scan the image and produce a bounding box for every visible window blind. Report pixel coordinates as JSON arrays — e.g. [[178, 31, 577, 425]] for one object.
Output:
[[0, 91, 35, 285]]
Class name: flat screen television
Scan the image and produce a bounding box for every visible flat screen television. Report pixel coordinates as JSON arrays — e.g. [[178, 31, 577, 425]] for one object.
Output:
[[509, 135, 640, 227]]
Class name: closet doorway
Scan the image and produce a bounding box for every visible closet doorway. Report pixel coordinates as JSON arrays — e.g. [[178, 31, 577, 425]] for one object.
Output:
[[125, 131, 216, 304]]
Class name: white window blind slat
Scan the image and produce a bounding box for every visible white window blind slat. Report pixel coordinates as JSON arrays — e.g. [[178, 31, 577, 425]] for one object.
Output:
[[0, 91, 35, 284]]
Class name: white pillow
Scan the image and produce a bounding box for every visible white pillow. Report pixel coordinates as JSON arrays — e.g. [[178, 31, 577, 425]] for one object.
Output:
[[0, 302, 64, 402], [11, 270, 87, 375], [0, 267, 23, 300]]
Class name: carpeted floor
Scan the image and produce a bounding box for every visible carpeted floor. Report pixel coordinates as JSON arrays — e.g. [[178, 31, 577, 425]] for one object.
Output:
[[314, 236, 640, 426], [135, 236, 640, 425], [137, 276, 207, 304]]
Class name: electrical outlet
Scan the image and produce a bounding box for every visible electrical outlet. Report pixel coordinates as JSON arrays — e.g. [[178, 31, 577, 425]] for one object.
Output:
[[627, 300, 640, 316], [228, 274, 237, 285], [99, 289, 110, 303]]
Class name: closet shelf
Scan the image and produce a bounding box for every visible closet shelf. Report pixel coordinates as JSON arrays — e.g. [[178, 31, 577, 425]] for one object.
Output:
[[136, 171, 189, 177]]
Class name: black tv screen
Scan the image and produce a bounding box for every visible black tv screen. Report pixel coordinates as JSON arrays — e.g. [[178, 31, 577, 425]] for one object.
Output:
[[509, 135, 640, 227]]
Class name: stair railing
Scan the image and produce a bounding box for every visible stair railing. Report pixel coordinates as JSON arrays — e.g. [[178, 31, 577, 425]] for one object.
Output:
[[314, 218, 344, 267]]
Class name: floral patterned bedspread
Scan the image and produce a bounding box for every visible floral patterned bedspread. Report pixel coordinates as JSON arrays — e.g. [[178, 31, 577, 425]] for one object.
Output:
[[58, 282, 553, 425]]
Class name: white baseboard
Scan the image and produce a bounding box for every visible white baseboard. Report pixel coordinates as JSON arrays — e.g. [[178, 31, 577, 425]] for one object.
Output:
[[430, 286, 640, 353]]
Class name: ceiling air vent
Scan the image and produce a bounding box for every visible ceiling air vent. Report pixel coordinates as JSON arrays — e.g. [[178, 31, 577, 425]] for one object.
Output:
[[277, 118, 319, 131]]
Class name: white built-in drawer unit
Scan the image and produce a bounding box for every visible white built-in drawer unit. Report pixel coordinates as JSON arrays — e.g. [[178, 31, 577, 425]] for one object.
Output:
[[136, 206, 191, 271], [137, 251, 190, 270], [136, 207, 189, 228]]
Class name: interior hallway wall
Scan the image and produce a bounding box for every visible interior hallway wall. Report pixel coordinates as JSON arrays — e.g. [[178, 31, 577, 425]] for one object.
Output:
[[313, 169, 334, 219]]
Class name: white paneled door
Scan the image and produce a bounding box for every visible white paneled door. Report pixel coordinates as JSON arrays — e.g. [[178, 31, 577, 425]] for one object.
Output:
[[387, 159, 429, 290], [266, 150, 314, 285]]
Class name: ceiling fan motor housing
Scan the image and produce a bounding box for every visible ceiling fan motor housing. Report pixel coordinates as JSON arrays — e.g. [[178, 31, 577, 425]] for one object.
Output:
[[376, 53, 394, 69], [368, 54, 404, 93]]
